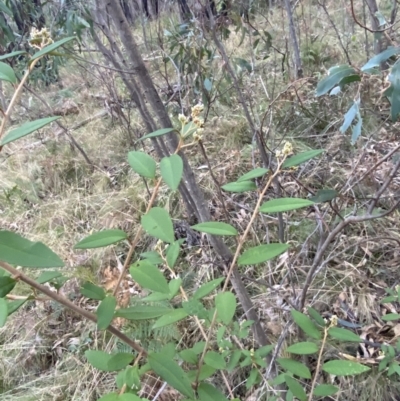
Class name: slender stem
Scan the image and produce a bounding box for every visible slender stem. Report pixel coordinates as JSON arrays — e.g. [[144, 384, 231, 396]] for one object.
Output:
[[0, 261, 146, 355]]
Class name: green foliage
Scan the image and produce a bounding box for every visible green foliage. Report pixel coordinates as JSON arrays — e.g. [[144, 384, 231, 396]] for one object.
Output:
[[74, 229, 128, 249]]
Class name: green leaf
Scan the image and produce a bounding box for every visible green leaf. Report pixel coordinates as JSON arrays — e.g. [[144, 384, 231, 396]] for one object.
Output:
[[227, 350, 243, 372], [323, 360, 370, 376], [127, 151, 156, 178], [115, 305, 171, 320], [36, 271, 62, 284], [130, 260, 169, 294], [0, 117, 60, 146], [221, 181, 257, 193], [141, 292, 170, 302], [0, 51, 26, 61], [204, 351, 226, 370], [141, 207, 175, 243], [160, 154, 183, 191], [85, 350, 112, 371], [0, 231, 64, 268], [0, 298, 7, 327], [313, 384, 339, 397], [31, 36, 76, 60], [193, 278, 224, 300], [282, 149, 324, 169], [340, 101, 359, 133], [316, 65, 356, 96], [187, 365, 216, 382], [182, 299, 207, 319], [85, 351, 134, 372], [138, 127, 174, 141], [166, 241, 181, 268], [152, 308, 188, 329], [361, 47, 400, 71], [310, 189, 338, 203], [259, 198, 314, 213], [0, 61, 16, 83], [328, 327, 362, 342], [0, 277, 10, 294], [385, 60, 400, 121], [291, 310, 321, 340], [277, 358, 311, 379], [168, 278, 182, 298], [204, 78, 212, 91], [382, 313, 400, 321], [215, 292, 236, 325], [81, 282, 106, 300], [107, 353, 134, 371], [238, 243, 289, 265], [198, 383, 229, 401], [7, 298, 26, 315], [237, 168, 269, 182], [0, 1, 12, 16], [140, 251, 163, 264], [286, 342, 318, 355], [180, 349, 198, 364], [307, 307, 326, 326], [255, 345, 274, 358], [351, 114, 363, 144], [96, 296, 117, 330], [148, 352, 195, 398], [191, 222, 238, 236], [74, 229, 128, 249], [284, 375, 307, 401]]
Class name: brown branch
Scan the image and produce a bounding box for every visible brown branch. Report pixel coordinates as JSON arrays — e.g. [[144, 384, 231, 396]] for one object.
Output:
[[0, 261, 146, 355]]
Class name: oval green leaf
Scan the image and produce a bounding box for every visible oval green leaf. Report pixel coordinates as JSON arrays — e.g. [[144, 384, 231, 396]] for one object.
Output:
[[7, 299, 26, 316], [141, 207, 175, 243], [316, 65, 356, 96], [81, 282, 106, 300], [282, 149, 324, 169], [127, 151, 156, 178], [149, 352, 195, 398], [130, 260, 169, 293], [1, 116, 60, 146], [291, 310, 321, 340], [313, 384, 339, 397], [85, 350, 112, 371], [362, 47, 400, 72], [193, 278, 224, 300], [0, 61, 16, 83], [310, 189, 338, 203], [96, 296, 117, 330], [215, 292, 236, 325], [284, 375, 307, 401], [0, 276, 17, 298], [166, 241, 181, 269], [74, 229, 127, 249], [139, 127, 174, 141], [160, 154, 183, 191], [382, 313, 400, 321], [107, 353, 134, 371], [237, 168, 269, 182], [238, 243, 289, 265], [191, 222, 238, 236], [328, 327, 362, 342], [277, 358, 311, 379], [260, 198, 314, 213], [286, 342, 318, 355], [198, 382, 229, 401], [221, 181, 257, 193], [0, 230, 64, 268], [31, 36, 76, 60], [0, 50, 26, 61], [0, 298, 7, 327], [114, 305, 171, 320], [36, 271, 62, 284], [322, 360, 370, 376], [204, 351, 226, 370], [152, 308, 188, 329]]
